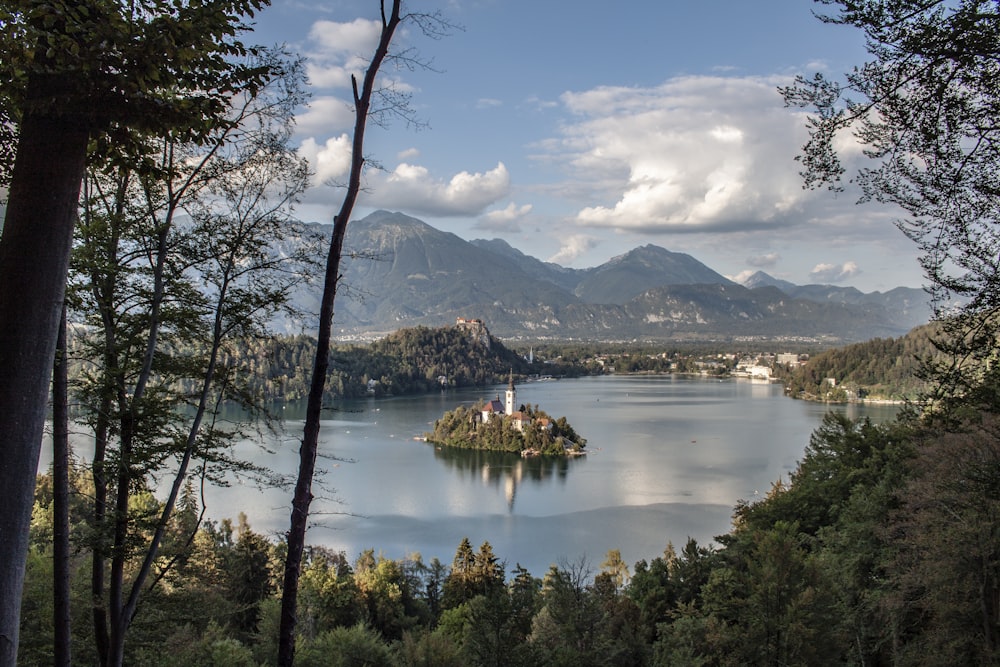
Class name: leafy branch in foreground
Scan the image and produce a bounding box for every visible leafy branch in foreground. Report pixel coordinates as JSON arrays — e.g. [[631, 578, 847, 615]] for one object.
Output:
[[782, 0, 1000, 400], [69, 48, 315, 666], [0, 1, 276, 660]]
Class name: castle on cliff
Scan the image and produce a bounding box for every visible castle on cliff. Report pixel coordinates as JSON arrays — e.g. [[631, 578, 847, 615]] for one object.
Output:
[[455, 317, 490, 348]]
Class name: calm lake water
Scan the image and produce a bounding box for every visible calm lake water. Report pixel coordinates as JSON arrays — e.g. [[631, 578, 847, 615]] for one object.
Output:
[[49, 375, 898, 577]]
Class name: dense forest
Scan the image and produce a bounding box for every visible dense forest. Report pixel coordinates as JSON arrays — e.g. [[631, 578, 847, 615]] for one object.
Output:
[[131, 321, 935, 410], [10, 0, 1000, 663], [22, 399, 1000, 665], [210, 334, 739, 403], [776, 323, 940, 401], [119, 324, 558, 405]]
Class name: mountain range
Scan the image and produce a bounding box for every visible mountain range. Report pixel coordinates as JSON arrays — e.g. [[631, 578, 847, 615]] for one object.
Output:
[[288, 210, 931, 343]]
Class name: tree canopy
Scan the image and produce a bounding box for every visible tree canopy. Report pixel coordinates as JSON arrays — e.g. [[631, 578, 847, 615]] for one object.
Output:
[[0, 0, 279, 662], [0, 0, 272, 151], [782, 0, 1000, 397]]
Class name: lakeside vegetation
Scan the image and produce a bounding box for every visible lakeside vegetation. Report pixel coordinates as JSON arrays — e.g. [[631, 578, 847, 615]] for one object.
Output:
[[31, 319, 995, 665], [426, 401, 586, 456], [775, 323, 940, 402], [34, 319, 975, 665], [143, 321, 932, 407], [9, 0, 1000, 664], [173, 325, 570, 403], [24, 401, 999, 665]]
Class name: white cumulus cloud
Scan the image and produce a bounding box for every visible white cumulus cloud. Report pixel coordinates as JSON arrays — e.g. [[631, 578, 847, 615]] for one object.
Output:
[[483, 202, 533, 223], [302, 19, 383, 93], [308, 18, 382, 59], [295, 96, 356, 137], [548, 234, 599, 266], [397, 147, 421, 161], [549, 75, 815, 233], [730, 270, 758, 285], [475, 203, 533, 233], [366, 162, 512, 217], [809, 261, 860, 283], [298, 135, 353, 186]]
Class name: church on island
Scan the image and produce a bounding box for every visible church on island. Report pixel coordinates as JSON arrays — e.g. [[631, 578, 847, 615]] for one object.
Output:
[[426, 371, 584, 457], [479, 372, 552, 434]]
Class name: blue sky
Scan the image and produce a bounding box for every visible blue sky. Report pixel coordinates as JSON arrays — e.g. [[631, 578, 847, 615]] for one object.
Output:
[[249, 0, 926, 292]]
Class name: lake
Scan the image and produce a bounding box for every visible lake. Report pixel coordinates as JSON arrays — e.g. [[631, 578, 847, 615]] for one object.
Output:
[[48, 375, 898, 577]]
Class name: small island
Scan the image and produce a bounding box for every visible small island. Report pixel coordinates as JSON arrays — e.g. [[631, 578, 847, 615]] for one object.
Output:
[[426, 372, 586, 456]]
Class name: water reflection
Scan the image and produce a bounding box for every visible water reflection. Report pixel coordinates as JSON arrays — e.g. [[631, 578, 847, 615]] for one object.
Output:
[[429, 444, 582, 511], [39, 376, 904, 575]]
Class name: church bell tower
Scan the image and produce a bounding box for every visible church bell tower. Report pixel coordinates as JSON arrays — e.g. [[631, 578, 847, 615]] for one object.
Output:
[[504, 370, 516, 415]]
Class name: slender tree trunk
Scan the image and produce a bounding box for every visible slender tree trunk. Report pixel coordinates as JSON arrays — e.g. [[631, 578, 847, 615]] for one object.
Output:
[[101, 171, 172, 667], [106, 279, 230, 666], [277, 3, 402, 664], [90, 407, 111, 665], [84, 169, 125, 666], [106, 416, 133, 667], [52, 306, 73, 667], [0, 73, 89, 666]]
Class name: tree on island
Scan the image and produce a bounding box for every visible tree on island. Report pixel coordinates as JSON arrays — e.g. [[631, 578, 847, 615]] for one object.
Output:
[[427, 401, 586, 456]]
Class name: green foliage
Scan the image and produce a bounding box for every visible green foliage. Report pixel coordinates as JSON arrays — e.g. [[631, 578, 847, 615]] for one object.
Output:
[[206, 324, 536, 403], [22, 374, 1000, 666], [16, 548, 56, 666], [393, 629, 464, 667], [353, 550, 428, 641], [779, 323, 939, 401], [0, 0, 274, 150], [132, 622, 259, 667], [50, 41, 312, 664], [703, 521, 842, 665], [19, 414, 1000, 667], [885, 410, 1000, 664], [530, 560, 648, 667], [733, 412, 912, 538], [296, 548, 363, 638], [294, 624, 393, 667], [783, 1, 1000, 399], [441, 539, 506, 611], [428, 402, 586, 456]]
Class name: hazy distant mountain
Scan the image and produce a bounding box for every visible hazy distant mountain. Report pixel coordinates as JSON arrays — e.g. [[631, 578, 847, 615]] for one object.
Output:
[[288, 211, 932, 342], [468, 238, 583, 292], [573, 244, 733, 304], [738, 271, 930, 334], [741, 270, 799, 293], [330, 210, 581, 332]]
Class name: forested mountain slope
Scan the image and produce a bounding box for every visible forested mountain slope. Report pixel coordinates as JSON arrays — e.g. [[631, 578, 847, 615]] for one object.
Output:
[[779, 323, 941, 400], [224, 323, 538, 402]]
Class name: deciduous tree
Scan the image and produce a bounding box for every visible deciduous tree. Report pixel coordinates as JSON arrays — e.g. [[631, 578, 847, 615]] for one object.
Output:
[[0, 1, 273, 660], [68, 49, 311, 665], [782, 0, 1000, 397], [277, 2, 456, 663]]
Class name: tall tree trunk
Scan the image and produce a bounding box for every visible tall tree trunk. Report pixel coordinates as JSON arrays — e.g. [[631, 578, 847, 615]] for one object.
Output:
[[90, 406, 111, 665], [0, 73, 89, 666], [52, 306, 72, 667], [276, 3, 402, 664], [105, 277, 229, 667], [106, 415, 134, 667]]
